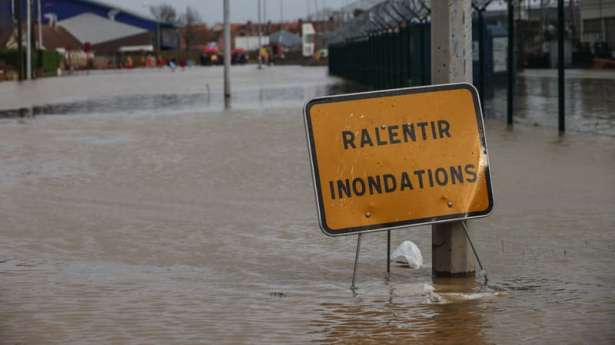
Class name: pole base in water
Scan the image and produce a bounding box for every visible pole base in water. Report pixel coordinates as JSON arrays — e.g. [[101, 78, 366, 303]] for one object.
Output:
[[432, 222, 476, 277]]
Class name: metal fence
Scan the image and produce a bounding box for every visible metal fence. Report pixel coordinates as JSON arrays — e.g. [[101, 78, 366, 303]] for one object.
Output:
[[328, 0, 497, 95], [329, 0, 577, 133], [329, 22, 430, 89]]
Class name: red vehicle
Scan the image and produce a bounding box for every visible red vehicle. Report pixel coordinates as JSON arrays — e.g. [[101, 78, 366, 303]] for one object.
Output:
[[201, 43, 222, 65]]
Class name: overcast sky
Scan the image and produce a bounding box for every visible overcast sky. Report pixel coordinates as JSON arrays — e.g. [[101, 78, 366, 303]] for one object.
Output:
[[104, 0, 352, 25]]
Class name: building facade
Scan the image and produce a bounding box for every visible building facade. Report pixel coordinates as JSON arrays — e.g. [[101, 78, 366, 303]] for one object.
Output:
[[580, 0, 615, 55], [1, 0, 178, 53]]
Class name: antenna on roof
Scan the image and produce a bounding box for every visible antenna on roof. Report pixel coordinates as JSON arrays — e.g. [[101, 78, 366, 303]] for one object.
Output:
[[108, 9, 120, 21]]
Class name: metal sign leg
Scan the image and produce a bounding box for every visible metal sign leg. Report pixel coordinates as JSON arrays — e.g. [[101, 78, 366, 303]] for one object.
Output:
[[386, 230, 391, 277], [350, 233, 362, 292], [461, 221, 489, 286]]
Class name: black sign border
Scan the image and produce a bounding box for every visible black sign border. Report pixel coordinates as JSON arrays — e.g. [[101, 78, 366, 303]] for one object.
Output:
[[303, 83, 494, 237]]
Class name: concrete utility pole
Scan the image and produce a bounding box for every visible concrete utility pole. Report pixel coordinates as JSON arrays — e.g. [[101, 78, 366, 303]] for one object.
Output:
[[263, 0, 267, 23], [223, 0, 231, 106], [26, 0, 32, 80], [37, 0, 43, 49], [430, 0, 475, 277]]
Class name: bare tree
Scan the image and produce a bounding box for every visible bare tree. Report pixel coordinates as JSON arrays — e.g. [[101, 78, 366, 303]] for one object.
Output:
[[180, 6, 202, 51], [149, 3, 179, 24]]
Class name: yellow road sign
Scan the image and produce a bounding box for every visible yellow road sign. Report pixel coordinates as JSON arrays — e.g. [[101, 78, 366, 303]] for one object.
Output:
[[304, 83, 494, 236]]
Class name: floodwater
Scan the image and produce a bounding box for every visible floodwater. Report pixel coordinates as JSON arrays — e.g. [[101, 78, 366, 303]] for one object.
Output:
[[0, 66, 362, 118], [0, 66, 614, 344], [489, 69, 615, 136]]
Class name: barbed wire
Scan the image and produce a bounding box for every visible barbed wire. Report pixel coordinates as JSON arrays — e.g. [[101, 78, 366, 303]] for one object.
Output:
[[330, 0, 503, 45]]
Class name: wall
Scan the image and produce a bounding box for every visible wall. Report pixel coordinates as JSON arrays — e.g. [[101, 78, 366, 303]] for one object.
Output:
[[235, 36, 270, 51]]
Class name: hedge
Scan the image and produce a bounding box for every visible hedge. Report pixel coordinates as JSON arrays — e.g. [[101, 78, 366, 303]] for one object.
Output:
[[0, 49, 62, 75]]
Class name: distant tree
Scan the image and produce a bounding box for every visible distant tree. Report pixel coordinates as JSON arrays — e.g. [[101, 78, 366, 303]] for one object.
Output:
[[179, 6, 202, 51], [149, 3, 179, 25]]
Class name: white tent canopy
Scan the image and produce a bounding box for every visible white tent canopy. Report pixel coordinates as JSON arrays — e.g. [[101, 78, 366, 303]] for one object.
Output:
[[59, 13, 146, 45]]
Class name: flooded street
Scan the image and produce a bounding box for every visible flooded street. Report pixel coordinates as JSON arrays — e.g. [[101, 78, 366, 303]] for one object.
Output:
[[489, 69, 615, 136], [0, 66, 614, 344]]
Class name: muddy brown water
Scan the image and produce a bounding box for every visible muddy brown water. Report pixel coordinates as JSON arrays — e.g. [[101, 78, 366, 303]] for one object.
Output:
[[0, 66, 614, 344]]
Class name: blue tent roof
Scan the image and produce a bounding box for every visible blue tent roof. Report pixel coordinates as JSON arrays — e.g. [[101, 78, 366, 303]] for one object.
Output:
[[269, 30, 302, 48]]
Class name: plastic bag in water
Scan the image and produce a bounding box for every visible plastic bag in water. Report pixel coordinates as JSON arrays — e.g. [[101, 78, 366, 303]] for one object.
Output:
[[391, 240, 423, 269]]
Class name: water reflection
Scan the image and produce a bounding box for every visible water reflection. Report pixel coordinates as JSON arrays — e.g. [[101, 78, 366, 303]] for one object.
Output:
[[312, 278, 491, 344], [2, 68, 612, 137], [488, 72, 615, 136], [0, 82, 364, 119], [0, 93, 208, 118]]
